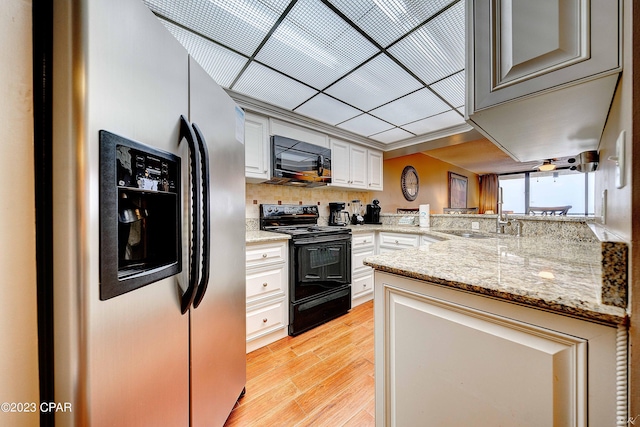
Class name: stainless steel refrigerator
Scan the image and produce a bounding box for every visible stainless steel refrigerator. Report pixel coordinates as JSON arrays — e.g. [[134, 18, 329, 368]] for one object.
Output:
[[50, 0, 246, 425]]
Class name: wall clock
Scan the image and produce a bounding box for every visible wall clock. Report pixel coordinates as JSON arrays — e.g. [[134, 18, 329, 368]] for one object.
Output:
[[400, 166, 419, 201]]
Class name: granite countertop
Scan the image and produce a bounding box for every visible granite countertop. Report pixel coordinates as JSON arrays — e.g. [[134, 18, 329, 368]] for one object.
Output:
[[246, 230, 291, 243], [364, 232, 628, 326]]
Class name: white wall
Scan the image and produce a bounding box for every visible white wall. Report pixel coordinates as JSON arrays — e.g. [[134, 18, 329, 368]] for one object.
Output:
[[0, 0, 40, 425]]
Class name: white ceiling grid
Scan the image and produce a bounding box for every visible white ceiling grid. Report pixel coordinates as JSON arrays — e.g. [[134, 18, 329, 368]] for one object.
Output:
[[142, 0, 466, 145]]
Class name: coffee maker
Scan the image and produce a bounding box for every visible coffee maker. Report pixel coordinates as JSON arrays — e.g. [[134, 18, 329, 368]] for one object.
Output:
[[328, 202, 349, 226], [364, 199, 381, 224]]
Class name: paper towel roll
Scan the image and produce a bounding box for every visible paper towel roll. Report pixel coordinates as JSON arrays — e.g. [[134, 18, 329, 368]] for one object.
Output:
[[419, 204, 430, 228]]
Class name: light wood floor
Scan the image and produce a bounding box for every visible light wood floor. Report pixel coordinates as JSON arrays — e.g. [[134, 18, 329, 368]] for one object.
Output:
[[224, 300, 375, 427]]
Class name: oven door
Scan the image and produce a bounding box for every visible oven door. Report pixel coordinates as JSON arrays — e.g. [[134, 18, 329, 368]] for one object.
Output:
[[291, 235, 351, 302]]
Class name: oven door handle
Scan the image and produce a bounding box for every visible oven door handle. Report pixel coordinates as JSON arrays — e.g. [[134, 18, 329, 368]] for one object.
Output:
[[293, 234, 351, 245], [191, 122, 210, 309], [179, 115, 201, 315]]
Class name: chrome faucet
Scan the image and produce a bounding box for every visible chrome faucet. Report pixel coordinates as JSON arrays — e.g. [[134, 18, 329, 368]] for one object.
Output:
[[496, 187, 511, 233]]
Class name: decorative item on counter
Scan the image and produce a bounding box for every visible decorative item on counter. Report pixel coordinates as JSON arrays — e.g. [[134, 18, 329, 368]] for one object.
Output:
[[419, 204, 430, 228]]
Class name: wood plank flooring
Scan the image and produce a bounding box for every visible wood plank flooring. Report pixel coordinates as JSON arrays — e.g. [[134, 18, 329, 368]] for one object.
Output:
[[224, 300, 375, 427]]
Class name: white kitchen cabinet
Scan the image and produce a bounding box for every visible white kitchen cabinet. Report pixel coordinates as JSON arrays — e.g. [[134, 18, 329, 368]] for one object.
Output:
[[351, 232, 376, 306], [245, 241, 289, 353], [244, 113, 270, 183], [466, 0, 622, 162], [367, 149, 383, 191], [378, 232, 420, 254], [374, 272, 624, 426], [329, 138, 367, 189]]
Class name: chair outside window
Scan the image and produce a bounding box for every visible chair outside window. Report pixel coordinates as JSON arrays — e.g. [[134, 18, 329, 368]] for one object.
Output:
[[527, 206, 572, 216]]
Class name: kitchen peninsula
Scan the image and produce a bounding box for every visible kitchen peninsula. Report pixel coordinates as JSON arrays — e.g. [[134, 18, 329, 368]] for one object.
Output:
[[364, 223, 628, 426]]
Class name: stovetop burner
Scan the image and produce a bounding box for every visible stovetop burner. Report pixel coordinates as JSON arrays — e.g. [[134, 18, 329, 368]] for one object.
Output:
[[259, 204, 350, 238]]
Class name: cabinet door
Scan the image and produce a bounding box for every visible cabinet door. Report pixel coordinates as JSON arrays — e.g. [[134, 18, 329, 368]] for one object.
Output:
[[244, 113, 269, 182], [378, 285, 588, 426], [367, 149, 383, 191], [470, 0, 620, 111], [330, 138, 350, 187], [349, 144, 367, 189]]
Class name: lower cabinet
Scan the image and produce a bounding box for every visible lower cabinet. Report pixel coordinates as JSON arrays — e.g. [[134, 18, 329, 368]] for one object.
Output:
[[245, 240, 289, 353], [378, 232, 420, 254], [374, 271, 624, 426], [351, 232, 376, 306]]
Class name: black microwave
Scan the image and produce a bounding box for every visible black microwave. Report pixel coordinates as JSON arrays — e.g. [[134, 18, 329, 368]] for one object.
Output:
[[269, 135, 331, 187]]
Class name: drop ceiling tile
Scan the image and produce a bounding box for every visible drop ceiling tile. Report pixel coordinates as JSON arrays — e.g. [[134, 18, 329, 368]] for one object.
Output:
[[143, 0, 290, 56], [233, 62, 318, 110], [337, 113, 394, 136], [160, 19, 247, 88], [325, 54, 423, 111], [369, 88, 450, 125], [255, 0, 378, 89], [402, 110, 465, 134], [327, 0, 456, 47], [388, 1, 465, 84], [369, 127, 414, 144], [295, 93, 362, 125], [430, 71, 465, 108]]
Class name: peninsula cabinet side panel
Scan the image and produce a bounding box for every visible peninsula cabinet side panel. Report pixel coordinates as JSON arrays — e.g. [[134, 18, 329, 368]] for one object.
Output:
[[374, 272, 619, 427]]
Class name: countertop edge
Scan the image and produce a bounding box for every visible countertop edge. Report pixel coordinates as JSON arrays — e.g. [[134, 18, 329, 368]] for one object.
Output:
[[364, 263, 627, 327]]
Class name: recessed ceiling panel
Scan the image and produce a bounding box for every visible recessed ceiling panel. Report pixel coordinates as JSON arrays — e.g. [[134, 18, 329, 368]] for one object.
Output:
[[295, 93, 362, 125], [402, 110, 465, 134], [143, 0, 290, 56], [430, 71, 465, 108], [256, 0, 378, 89], [328, 0, 456, 47], [388, 1, 465, 84], [326, 54, 423, 111], [160, 19, 248, 88], [233, 62, 318, 109], [369, 127, 414, 143], [370, 88, 450, 125], [337, 113, 394, 136]]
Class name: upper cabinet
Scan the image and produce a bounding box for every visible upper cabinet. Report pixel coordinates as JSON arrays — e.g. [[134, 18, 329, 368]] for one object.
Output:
[[466, 0, 621, 162], [367, 149, 383, 191], [330, 138, 383, 191], [244, 113, 270, 183]]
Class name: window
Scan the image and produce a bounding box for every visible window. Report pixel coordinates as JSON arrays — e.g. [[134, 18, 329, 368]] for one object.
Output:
[[499, 170, 594, 216]]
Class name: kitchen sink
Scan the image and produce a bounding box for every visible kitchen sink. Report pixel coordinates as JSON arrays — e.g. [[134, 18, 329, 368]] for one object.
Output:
[[435, 229, 495, 239]]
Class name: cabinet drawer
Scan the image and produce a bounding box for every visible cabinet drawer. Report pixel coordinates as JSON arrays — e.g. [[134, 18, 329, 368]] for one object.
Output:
[[246, 265, 286, 302], [246, 242, 287, 267], [379, 232, 419, 249], [352, 273, 374, 299], [246, 300, 286, 340], [352, 247, 374, 276], [352, 232, 375, 248]]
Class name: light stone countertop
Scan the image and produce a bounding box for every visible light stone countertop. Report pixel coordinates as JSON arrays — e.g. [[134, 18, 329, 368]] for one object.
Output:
[[246, 230, 291, 243], [364, 234, 628, 326]]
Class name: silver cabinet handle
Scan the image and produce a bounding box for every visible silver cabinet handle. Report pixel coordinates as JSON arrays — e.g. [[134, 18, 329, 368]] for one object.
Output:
[[262, 282, 268, 287], [262, 253, 267, 258], [395, 240, 399, 244]]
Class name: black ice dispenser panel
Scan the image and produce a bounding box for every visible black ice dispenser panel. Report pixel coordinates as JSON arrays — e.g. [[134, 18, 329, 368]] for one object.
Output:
[[99, 130, 181, 300]]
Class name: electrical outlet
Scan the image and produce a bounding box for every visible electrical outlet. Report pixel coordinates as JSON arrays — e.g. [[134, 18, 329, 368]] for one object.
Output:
[[471, 222, 479, 230]]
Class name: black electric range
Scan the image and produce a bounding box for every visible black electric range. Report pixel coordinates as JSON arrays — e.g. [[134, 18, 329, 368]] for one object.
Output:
[[260, 204, 352, 335]]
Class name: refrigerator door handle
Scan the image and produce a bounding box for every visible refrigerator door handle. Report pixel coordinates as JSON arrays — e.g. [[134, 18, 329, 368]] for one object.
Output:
[[191, 122, 210, 309], [179, 115, 201, 314]]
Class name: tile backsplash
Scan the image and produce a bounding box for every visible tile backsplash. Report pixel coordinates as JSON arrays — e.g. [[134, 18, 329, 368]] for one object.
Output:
[[246, 183, 374, 223]]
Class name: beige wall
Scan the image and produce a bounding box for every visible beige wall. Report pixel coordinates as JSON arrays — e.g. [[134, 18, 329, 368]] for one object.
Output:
[[595, 0, 636, 416], [0, 0, 40, 425], [376, 153, 479, 214]]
